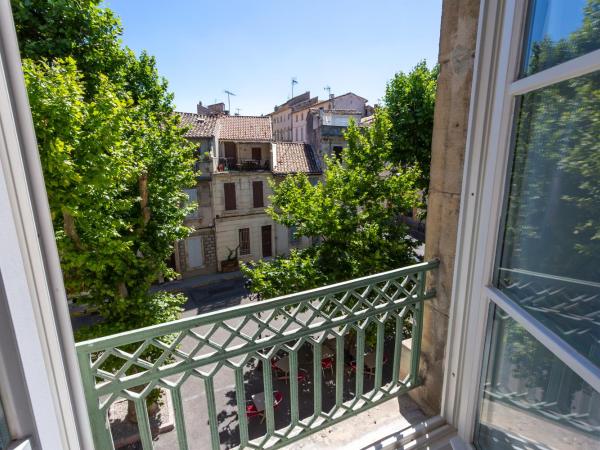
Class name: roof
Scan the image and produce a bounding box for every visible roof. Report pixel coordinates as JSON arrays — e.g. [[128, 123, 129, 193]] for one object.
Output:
[[176, 112, 218, 138], [360, 115, 375, 126], [273, 142, 322, 175], [218, 115, 272, 141], [273, 92, 311, 112], [291, 97, 319, 112]]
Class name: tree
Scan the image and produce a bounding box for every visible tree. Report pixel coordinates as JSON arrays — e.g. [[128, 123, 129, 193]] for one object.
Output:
[[14, 0, 196, 340], [384, 61, 438, 191], [242, 110, 421, 298]]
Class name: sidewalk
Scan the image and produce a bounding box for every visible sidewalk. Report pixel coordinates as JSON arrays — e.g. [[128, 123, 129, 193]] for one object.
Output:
[[151, 270, 244, 293]]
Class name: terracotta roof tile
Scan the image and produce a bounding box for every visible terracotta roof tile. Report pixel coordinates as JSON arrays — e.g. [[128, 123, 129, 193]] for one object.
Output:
[[273, 142, 321, 175], [218, 116, 272, 141], [176, 112, 218, 138]]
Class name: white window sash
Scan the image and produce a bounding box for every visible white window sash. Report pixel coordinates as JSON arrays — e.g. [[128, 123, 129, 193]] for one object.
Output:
[[443, 0, 600, 442]]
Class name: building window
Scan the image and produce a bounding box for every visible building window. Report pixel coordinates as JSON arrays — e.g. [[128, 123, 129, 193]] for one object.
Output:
[[301, 129, 304, 141], [184, 188, 199, 218], [251, 147, 261, 162], [239, 228, 250, 255], [224, 182, 236, 210], [289, 225, 299, 245], [252, 181, 264, 208], [261, 225, 272, 257]]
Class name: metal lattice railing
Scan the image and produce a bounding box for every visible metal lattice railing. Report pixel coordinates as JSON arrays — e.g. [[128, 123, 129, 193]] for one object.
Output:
[[76, 260, 438, 450]]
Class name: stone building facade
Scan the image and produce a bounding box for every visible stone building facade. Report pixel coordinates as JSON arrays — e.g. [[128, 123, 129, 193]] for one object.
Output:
[[270, 92, 311, 141], [175, 111, 322, 277]]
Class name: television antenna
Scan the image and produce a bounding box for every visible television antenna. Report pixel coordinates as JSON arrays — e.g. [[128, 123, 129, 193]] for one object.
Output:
[[235, 108, 242, 116], [291, 77, 298, 98], [223, 90, 236, 113], [324, 85, 332, 97]]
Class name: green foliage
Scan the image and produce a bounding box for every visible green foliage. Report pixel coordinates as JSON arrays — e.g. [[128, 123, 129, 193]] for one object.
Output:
[[384, 60, 438, 191], [243, 110, 421, 298], [241, 248, 328, 298], [16, 0, 196, 340]]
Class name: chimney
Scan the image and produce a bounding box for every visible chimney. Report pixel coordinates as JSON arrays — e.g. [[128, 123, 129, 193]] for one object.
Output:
[[197, 101, 204, 115], [208, 103, 225, 115]]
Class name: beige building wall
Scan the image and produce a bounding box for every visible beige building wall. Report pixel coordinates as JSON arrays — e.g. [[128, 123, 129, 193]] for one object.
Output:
[[212, 172, 273, 217], [293, 93, 367, 144], [177, 180, 217, 277], [215, 214, 276, 268], [410, 0, 480, 414], [271, 107, 292, 141], [213, 172, 277, 269]]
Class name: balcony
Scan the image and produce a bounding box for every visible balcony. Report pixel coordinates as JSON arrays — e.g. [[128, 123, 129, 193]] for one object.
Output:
[[216, 157, 271, 173], [75, 260, 438, 449]]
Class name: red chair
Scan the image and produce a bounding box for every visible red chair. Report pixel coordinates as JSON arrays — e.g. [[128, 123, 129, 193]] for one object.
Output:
[[297, 368, 309, 383], [347, 354, 389, 377], [321, 357, 334, 377], [273, 390, 284, 408], [246, 403, 263, 420], [246, 390, 284, 423]]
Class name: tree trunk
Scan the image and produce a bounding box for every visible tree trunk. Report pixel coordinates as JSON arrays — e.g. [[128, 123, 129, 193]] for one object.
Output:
[[139, 172, 151, 226], [62, 208, 82, 249], [126, 398, 160, 424]]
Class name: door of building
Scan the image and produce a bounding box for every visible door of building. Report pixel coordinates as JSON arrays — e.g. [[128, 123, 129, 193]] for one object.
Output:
[[186, 236, 204, 269], [251, 147, 261, 162], [261, 225, 272, 258], [449, 1, 600, 448], [224, 142, 237, 167]]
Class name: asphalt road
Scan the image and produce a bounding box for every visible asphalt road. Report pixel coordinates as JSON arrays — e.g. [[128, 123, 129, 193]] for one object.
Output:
[[179, 278, 252, 318]]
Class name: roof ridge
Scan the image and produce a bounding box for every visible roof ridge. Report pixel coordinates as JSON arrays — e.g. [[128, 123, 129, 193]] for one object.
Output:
[[221, 115, 270, 119]]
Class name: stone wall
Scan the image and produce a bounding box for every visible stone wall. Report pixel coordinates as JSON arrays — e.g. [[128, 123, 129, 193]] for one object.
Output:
[[178, 229, 217, 277], [409, 0, 481, 414]]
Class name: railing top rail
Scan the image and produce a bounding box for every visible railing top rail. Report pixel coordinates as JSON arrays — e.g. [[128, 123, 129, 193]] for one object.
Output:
[[75, 259, 438, 354]]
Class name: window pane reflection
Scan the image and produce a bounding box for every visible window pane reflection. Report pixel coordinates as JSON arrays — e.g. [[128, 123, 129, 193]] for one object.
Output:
[[521, 0, 600, 77], [476, 307, 600, 450], [0, 398, 9, 450], [496, 71, 600, 368]]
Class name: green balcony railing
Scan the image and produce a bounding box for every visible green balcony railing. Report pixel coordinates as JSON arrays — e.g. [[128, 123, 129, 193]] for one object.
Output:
[[76, 260, 438, 450]]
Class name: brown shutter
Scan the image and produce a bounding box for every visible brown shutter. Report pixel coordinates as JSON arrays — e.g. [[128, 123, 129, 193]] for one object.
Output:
[[252, 147, 261, 161], [252, 181, 264, 208], [261, 225, 272, 257], [224, 142, 237, 167], [224, 183, 236, 210]]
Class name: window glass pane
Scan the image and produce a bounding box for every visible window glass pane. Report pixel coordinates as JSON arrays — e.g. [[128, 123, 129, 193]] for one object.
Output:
[[0, 398, 9, 450], [495, 71, 600, 368], [521, 0, 600, 77], [475, 306, 600, 450], [184, 188, 198, 218]]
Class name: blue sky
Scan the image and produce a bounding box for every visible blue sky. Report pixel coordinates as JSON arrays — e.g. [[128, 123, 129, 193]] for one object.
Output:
[[104, 1, 443, 116]]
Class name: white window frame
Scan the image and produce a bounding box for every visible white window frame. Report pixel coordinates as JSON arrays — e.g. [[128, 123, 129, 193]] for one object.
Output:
[[0, 1, 92, 447], [442, 0, 600, 443]]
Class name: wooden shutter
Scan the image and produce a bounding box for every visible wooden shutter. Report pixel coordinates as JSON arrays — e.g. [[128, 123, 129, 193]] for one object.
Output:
[[252, 181, 264, 208], [224, 142, 237, 166], [252, 147, 261, 162], [224, 183, 236, 210], [261, 225, 272, 257]]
